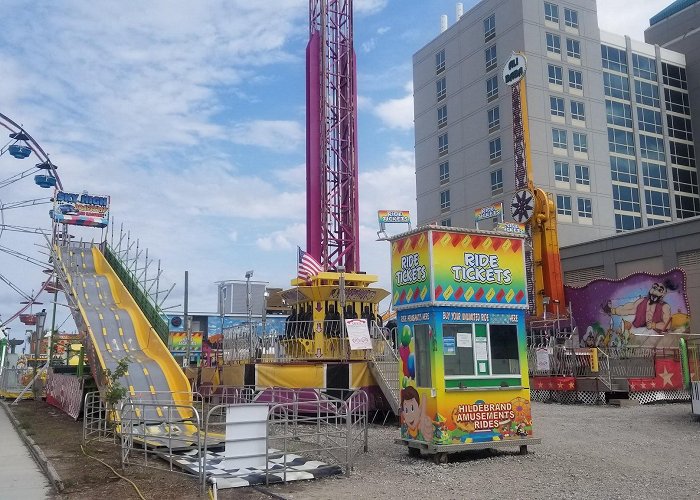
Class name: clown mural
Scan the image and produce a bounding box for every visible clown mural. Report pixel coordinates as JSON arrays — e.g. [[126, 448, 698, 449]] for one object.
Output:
[[567, 269, 691, 348]]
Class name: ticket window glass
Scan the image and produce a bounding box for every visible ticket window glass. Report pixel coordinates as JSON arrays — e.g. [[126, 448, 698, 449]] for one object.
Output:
[[414, 324, 433, 388], [444, 324, 474, 376], [443, 323, 520, 377], [489, 324, 520, 375]]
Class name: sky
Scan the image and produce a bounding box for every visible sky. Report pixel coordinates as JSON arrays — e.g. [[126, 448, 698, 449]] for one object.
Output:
[[0, 0, 671, 342]]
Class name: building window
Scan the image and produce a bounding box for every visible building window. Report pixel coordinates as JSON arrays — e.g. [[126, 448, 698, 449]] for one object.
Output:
[[544, 2, 559, 23], [546, 33, 561, 55], [637, 108, 663, 134], [486, 75, 499, 101], [437, 77, 446, 101], [606, 100, 632, 128], [664, 88, 691, 115], [550, 96, 565, 117], [645, 189, 671, 218], [662, 62, 688, 90], [667, 114, 693, 142], [564, 8, 578, 29], [436, 49, 446, 74], [439, 161, 450, 184], [634, 80, 660, 108], [669, 141, 696, 167], [675, 194, 700, 218], [642, 162, 668, 189], [552, 128, 567, 150], [566, 38, 581, 60], [491, 169, 503, 195], [548, 64, 563, 85], [438, 133, 449, 156], [488, 106, 500, 132], [440, 190, 451, 211], [573, 132, 587, 153], [485, 45, 497, 72], [613, 184, 641, 213], [632, 53, 657, 81], [440, 218, 452, 227], [484, 14, 496, 42], [438, 105, 447, 128], [577, 198, 592, 219], [568, 69, 583, 90], [639, 134, 665, 162], [603, 73, 630, 100], [489, 137, 502, 162], [615, 213, 642, 232], [610, 156, 638, 184], [608, 128, 635, 156], [672, 167, 699, 195], [554, 161, 570, 183], [601, 45, 628, 73], [575, 164, 590, 186], [570, 101, 585, 121], [556, 194, 572, 216]]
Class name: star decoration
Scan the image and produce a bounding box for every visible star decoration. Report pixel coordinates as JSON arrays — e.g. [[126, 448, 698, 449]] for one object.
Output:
[[659, 367, 674, 387]]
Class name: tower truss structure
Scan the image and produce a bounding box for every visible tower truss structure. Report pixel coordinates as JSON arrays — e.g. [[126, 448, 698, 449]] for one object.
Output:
[[307, 0, 360, 272]]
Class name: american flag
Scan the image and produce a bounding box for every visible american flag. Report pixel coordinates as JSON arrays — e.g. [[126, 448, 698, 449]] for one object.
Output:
[[297, 247, 323, 281]]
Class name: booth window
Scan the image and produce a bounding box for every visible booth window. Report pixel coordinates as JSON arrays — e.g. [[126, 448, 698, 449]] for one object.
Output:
[[443, 322, 522, 385], [488, 325, 520, 375], [414, 324, 433, 388], [444, 324, 474, 376]]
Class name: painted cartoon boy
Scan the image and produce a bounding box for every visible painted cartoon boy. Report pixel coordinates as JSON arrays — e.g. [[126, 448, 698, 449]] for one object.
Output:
[[401, 386, 434, 441]]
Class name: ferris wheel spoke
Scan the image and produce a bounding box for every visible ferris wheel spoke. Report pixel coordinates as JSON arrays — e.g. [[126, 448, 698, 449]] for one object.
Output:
[[0, 244, 48, 268], [0, 166, 39, 190], [0, 223, 50, 235], [0, 271, 33, 303], [0, 198, 52, 210]]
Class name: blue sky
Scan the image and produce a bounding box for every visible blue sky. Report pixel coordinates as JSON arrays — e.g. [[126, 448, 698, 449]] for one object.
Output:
[[0, 0, 669, 339]]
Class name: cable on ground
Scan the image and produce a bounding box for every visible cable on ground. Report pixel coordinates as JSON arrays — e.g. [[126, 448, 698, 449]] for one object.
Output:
[[80, 443, 146, 500]]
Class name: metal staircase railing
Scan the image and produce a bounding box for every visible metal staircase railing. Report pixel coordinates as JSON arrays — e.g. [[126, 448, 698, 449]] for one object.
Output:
[[368, 325, 400, 415]]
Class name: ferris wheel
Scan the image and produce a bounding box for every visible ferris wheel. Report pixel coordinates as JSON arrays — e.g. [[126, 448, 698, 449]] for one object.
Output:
[[0, 112, 63, 333]]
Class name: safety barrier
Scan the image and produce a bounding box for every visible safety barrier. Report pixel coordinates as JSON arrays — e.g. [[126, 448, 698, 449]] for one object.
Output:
[[368, 328, 400, 415], [202, 388, 368, 489], [222, 320, 390, 363], [0, 367, 36, 399]]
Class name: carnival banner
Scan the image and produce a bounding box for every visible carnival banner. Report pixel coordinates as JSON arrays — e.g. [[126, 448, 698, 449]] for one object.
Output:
[[430, 230, 527, 308], [565, 269, 691, 348]]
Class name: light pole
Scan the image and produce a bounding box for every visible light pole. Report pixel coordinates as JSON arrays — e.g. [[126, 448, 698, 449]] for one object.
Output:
[[245, 270, 254, 360], [32, 309, 47, 400], [0, 327, 9, 378]]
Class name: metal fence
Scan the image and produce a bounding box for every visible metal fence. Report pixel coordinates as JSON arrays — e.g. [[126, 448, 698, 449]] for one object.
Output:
[[528, 345, 680, 381], [203, 388, 368, 489], [0, 367, 36, 398], [222, 320, 390, 363], [82, 391, 115, 443], [368, 328, 400, 414]]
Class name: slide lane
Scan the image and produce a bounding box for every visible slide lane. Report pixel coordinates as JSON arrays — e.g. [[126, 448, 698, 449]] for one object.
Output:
[[58, 244, 192, 422]]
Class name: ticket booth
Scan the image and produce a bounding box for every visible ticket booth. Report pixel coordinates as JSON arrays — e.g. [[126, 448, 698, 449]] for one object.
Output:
[[391, 226, 540, 462]]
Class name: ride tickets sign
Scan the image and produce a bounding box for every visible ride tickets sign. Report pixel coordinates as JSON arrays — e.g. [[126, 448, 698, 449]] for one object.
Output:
[[378, 210, 411, 224], [431, 230, 527, 308], [391, 233, 431, 308], [51, 190, 110, 228]]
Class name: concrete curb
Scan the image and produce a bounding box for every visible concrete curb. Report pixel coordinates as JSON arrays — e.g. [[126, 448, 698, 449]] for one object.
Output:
[[1, 400, 66, 494]]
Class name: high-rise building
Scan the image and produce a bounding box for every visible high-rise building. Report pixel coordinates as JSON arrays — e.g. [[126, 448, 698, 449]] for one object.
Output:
[[413, 0, 700, 246]]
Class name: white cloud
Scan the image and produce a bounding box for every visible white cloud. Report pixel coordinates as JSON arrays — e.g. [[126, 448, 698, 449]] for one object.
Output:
[[597, 0, 668, 41], [256, 223, 306, 252], [372, 81, 414, 130], [232, 120, 305, 152], [362, 38, 377, 53], [354, 0, 389, 15], [377, 26, 391, 35]]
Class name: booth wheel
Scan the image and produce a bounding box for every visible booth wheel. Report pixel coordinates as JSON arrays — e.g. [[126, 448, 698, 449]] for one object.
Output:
[[432, 452, 448, 464], [407, 447, 421, 458]]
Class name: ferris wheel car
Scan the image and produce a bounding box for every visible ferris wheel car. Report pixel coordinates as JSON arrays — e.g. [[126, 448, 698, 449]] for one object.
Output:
[[9, 144, 32, 159], [34, 174, 56, 188], [58, 203, 79, 215]]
